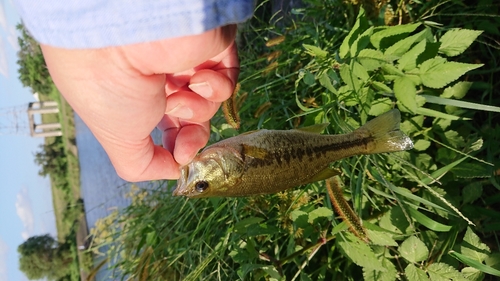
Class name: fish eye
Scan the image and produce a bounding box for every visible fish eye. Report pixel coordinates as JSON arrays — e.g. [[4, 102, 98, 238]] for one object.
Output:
[[195, 181, 209, 193]]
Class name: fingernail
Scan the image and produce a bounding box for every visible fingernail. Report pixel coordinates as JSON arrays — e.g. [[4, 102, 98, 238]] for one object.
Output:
[[165, 104, 193, 119], [189, 82, 213, 98]]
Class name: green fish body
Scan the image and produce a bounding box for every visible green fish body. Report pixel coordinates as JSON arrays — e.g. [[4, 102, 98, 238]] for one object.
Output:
[[173, 109, 413, 198]]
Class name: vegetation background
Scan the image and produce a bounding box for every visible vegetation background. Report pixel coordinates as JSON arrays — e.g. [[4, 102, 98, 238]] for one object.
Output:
[[88, 0, 500, 280], [16, 0, 500, 280], [16, 23, 89, 281]]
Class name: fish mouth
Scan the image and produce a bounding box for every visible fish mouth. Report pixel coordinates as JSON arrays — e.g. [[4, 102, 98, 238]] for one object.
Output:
[[172, 166, 189, 196]]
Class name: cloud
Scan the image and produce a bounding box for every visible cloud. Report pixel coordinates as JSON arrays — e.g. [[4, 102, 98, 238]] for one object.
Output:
[[15, 187, 35, 240], [0, 239, 8, 281], [0, 3, 7, 31], [0, 2, 15, 77], [0, 37, 7, 77], [7, 25, 19, 51]]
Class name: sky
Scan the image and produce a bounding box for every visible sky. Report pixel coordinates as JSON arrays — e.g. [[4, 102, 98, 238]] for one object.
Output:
[[0, 1, 58, 281]]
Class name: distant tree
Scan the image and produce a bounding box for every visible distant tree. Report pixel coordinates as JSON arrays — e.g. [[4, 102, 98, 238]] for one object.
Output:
[[34, 136, 67, 178], [16, 22, 53, 96], [17, 234, 72, 280]]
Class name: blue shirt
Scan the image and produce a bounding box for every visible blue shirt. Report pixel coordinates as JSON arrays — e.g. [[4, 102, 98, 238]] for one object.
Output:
[[14, 0, 254, 49]]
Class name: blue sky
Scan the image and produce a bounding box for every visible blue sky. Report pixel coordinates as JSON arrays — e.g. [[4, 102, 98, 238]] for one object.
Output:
[[0, 1, 58, 280]]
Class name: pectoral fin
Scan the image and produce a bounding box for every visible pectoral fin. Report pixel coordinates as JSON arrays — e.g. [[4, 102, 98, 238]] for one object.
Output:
[[308, 167, 341, 182], [242, 144, 269, 160], [295, 123, 330, 134]]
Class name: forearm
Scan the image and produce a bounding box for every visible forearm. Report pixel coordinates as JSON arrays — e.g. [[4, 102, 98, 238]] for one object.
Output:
[[14, 0, 254, 48]]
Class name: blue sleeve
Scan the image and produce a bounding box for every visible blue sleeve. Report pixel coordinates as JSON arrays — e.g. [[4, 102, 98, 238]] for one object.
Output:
[[13, 0, 255, 49]]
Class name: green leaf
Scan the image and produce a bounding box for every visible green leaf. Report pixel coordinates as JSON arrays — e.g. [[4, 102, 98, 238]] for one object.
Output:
[[366, 229, 398, 246], [419, 58, 483, 89], [340, 64, 362, 92], [339, 8, 368, 59], [461, 267, 484, 281], [415, 153, 434, 170], [439, 29, 483, 57], [452, 163, 493, 179], [394, 76, 417, 113], [420, 156, 467, 186], [352, 61, 370, 81], [433, 145, 456, 165], [331, 221, 350, 236], [303, 44, 328, 58], [369, 166, 451, 213], [422, 94, 500, 113], [398, 39, 427, 71], [400, 115, 424, 134], [363, 256, 397, 281], [415, 107, 471, 120], [234, 217, 264, 233], [449, 251, 500, 277], [415, 41, 441, 68], [381, 63, 405, 76], [413, 139, 431, 151], [308, 207, 333, 223], [350, 27, 374, 57], [337, 86, 358, 106], [416, 95, 426, 108], [237, 264, 267, 280], [399, 236, 429, 263], [378, 205, 410, 235], [368, 98, 393, 116], [299, 272, 314, 281], [406, 207, 452, 232], [304, 71, 316, 85], [261, 266, 283, 280], [405, 264, 430, 281], [337, 232, 384, 271], [371, 81, 392, 93], [371, 23, 421, 50], [385, 27, 433, 57], [427, 262, 468, 281], [462, 183, 483, 205], [146, 231, 157, 246], [443, 130, 465, 148], [357, 49, 387, 71], [461, 227, 490, 263], [290, 209, 309, 228], [247, 223, 280, 236], [394, 188, 448, 213], [318, 71, 338, 94], [485, 252, 500, 271], [433, 118, 452, 131], [441, 81, 472, 99], [407, 74, 423, 87]]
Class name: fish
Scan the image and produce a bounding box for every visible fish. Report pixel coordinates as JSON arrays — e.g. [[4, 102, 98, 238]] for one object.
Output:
[[173, 109, 413, 198]]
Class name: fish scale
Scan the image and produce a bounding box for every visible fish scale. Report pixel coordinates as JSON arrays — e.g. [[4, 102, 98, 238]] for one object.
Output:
[[239, 131, 366, 168], [226, 130, 373, 194]]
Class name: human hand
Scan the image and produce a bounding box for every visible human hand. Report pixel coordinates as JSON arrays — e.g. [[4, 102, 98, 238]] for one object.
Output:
[[40, 25, 239, 181]]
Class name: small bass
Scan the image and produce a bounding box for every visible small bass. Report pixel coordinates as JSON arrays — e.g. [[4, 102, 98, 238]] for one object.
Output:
[[173, 109, 413, 198]]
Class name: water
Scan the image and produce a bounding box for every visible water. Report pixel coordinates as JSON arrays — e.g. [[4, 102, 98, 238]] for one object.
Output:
[[75, 114, 163, 279]]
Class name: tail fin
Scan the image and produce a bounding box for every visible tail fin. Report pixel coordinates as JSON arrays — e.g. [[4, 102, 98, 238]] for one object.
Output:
[[358, 109, 414, 154]]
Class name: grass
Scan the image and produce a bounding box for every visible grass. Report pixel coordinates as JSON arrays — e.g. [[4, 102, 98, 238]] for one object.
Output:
[[39, 92, 69, 241], [85, 0, 500, 280]]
